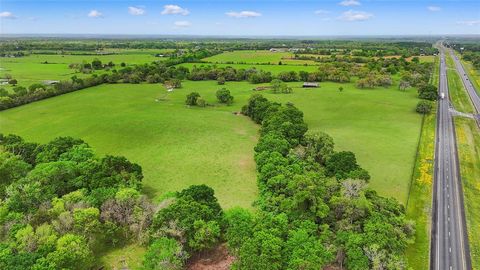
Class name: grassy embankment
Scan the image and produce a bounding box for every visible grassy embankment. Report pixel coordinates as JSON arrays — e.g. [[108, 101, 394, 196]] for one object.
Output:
[[448, 52, 480, 270], [405, 55, 439, 269]]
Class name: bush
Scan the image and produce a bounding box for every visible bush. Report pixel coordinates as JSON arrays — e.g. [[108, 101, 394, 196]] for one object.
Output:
[[197, 98, 207, 107], [143, 237, 185, 270], [216, 88, 233, 104], [418, 84, 438, 100], [416, 100, 433, 114], [185, 92, 200, 106], [217, 76, 226, 85]]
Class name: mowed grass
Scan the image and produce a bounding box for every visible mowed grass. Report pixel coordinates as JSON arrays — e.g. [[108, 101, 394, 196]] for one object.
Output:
[[0, 52, 165, 87], [405, 106, 436, 269], [178, 62, 320, 74], [0, 79, 421, 205], [454, 118, 480, 269], [405, 55, 439, 269], [0, 82, 260, 209], [203, 50, 316, 65]]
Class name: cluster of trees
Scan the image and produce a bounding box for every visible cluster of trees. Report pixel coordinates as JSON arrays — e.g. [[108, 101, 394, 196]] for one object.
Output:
[[185, 88, 234, 107], [461, 51, 480, 70], [230, 94, 414, 269], [0, 134, 235, 270], [145, 185, 224, 269], [69, 59, 116, 73], [0, 74, 108, 110], [356, 73, 393, 88], [417, 84, 438, 101], [271, 79, 293, 94], [0, 134, 147, 269], [416, 100, 433, 114]]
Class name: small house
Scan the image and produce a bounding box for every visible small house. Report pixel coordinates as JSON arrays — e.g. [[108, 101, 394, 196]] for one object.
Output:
[[302, 82, 319, 88]]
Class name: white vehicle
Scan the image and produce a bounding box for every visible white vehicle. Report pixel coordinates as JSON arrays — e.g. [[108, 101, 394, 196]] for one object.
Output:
[[440, 92, 445, 99]]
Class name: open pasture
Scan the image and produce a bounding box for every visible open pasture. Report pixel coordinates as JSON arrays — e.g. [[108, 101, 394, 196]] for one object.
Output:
[[178, 62, 320, 74], [0, 78, 421, 205], [202, 50, 316, 65], [0, 51, 168, 87]]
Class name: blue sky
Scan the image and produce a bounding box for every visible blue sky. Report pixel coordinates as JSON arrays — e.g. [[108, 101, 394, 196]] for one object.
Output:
[[0, 0, 479, 35]]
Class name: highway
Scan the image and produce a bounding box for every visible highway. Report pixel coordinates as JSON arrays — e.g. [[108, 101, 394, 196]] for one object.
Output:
[[449, 48, 480, 125], [430, 48, 471, 270]]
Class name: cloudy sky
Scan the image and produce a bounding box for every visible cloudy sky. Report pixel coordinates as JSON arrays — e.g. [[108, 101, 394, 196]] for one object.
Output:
[[0, 0, 479, 35]]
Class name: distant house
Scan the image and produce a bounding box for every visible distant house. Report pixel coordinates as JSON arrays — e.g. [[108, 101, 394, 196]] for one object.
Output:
[[269, 48, 288, 53], [302, 82, 319, 88], [43, 80, 60, 86]]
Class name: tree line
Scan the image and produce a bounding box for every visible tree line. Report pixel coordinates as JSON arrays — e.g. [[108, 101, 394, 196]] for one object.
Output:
[[0, 52, 433, 111], [222, 94, 414, 269]]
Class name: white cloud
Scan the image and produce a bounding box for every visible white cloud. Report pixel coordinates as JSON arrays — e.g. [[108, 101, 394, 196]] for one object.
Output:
[[457, 20, 480, 26], [339, 0, 361, 7], [339, 10, 373, 21], [161, 5, 189, 16], [174, 20, 191, 28], [427, 6, 441, 12], [0, 11, 17, 19], [226, 11, 261, 18], [88, 10, 103, 18], [314, 10, 330, 15], [128, 6, 145, 16]]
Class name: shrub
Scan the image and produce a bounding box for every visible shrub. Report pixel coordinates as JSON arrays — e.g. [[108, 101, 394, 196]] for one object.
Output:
[[216, 88, 233, 104], [142, 237, 185, 270], [418, 84, 438, 100], [416, 100, 433, 114], [185, 92, 200, 106]]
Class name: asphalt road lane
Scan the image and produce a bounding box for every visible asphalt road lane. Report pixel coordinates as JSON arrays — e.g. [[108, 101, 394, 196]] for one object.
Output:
[[430, 49, 471, 270]]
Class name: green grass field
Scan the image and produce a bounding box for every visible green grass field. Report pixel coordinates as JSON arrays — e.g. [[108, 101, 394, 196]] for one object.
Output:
[[454, 118, 480, 269], [0, 82, 260, 209], [0, 51, 167, 87], [178, 62, 320, 74], [0, 79, 422, 205], [203, 50, 316, 65], [405, 55, 439, 270], [405, 108, 436, 269]]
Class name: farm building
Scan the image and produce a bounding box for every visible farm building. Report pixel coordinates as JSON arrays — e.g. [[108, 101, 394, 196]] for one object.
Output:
[[269, 48, 288, 53], [303, 82, 319, 88]]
